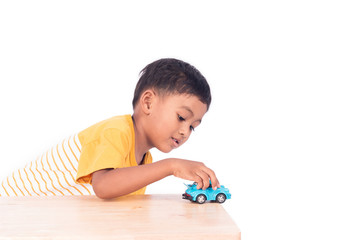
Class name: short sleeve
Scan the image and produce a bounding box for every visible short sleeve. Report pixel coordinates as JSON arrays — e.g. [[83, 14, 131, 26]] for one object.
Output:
[[76, 128, 131, 184]]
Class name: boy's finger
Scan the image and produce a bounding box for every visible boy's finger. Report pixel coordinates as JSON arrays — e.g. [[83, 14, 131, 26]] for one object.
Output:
[[199, 172, 210, 190], [194, 176, 203, 189], [197, 171, 210, 190], [214, 178, 221, 189], [202, 167, 220, 190]]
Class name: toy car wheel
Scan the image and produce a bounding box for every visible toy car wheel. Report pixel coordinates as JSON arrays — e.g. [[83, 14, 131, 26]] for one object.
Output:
[[216, 193, 227, 203], [196, 194, 207, 204]]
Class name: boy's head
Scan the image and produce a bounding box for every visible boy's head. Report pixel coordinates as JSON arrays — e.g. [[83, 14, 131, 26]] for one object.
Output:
[[132, 58, 211, 110], [132, 58, 212, 153]]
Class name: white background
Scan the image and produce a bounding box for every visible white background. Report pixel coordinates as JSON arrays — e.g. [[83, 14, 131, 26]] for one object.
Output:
[[1, 1, 359, 239]]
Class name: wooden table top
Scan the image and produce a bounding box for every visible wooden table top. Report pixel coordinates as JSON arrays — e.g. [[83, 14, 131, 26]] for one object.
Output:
[[0, 194, 240, 239]]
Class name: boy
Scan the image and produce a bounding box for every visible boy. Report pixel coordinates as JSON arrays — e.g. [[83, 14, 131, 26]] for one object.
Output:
[[0, 58, 219, 199]]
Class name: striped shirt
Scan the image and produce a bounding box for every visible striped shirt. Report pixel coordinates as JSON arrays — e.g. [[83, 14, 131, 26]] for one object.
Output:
[[0, 134, 94, 196], [0, 115, 152, 197]]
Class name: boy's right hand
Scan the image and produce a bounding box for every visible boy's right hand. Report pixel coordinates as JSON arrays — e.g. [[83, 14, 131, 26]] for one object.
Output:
[[167, 158, 220, 190]]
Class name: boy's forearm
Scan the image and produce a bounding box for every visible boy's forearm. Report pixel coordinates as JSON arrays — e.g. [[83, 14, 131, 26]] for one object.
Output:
[[91, 158, 219, 199], [91, 159, 173, 199]]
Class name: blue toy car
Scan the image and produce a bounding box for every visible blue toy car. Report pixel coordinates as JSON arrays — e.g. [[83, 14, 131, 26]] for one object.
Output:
[[182, 181, 231, 204]]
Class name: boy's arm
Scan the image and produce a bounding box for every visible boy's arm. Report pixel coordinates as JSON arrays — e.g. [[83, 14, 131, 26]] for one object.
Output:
[[91, 158, 219, 199]]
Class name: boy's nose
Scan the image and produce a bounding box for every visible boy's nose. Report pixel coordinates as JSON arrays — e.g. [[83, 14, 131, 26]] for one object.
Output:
[[179, 126, 190, 139]]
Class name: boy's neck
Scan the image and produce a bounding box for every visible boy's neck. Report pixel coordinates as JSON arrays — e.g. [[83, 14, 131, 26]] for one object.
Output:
[[132, 114, 152, 165]]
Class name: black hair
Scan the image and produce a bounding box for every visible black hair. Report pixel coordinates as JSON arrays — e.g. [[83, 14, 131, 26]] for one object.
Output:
[[132, 58, 211, 110]]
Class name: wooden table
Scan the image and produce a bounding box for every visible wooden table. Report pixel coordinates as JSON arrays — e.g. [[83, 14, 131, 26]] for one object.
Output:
[[0, 194, 240, 239]]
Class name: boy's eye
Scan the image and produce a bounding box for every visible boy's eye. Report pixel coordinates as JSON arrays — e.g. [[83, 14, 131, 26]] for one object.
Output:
[[178, 115, 195, 132], [178, 115, 185, 121]]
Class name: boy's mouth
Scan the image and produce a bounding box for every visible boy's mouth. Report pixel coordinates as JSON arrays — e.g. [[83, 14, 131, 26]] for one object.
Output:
[[171, 137, 180, 147]]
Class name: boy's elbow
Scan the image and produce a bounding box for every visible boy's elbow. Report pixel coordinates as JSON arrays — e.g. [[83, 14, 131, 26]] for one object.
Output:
[[93, 185, 111, 199], [92, 179, 121, 199], [92, 179, 108, 199], [91, 172, 115, 199], [91, 175, 127, 199], [91, 169, 135, 199]]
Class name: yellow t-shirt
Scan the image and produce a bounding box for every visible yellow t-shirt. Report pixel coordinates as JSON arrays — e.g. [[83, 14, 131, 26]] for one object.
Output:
[[0, 114, 152, 197], [76, 114, 153, 195]]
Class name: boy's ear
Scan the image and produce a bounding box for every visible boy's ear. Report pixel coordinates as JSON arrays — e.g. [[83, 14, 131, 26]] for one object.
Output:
[[140, 89, 156, 115]]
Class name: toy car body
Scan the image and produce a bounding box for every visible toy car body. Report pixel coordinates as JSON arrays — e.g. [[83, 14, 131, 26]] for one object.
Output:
[[182, 181, 231, 204]]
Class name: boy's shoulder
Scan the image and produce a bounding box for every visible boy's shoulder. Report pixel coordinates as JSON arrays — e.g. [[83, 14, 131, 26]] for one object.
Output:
[[78, 114, 134, 145], [95, 114, 133, 129]]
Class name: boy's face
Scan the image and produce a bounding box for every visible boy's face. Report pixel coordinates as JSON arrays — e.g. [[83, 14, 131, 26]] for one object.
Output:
[[145, 92, 208, 153]]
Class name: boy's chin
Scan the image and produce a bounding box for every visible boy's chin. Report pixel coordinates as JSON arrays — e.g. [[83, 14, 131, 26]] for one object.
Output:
[[159, 149, 172, 154], [156, 146, 174, 154]]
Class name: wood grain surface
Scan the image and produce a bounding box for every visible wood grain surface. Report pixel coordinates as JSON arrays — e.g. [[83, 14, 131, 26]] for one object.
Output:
[[0, 194, 240, 239]]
